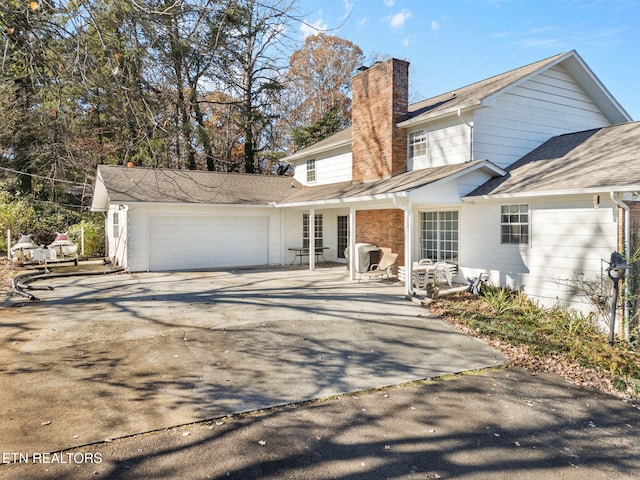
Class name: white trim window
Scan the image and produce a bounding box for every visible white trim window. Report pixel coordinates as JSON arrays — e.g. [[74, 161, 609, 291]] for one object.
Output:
[[337, 215, 348, 259], [501, 204, 529, 245], [112, 211, 120, 239], [303, 213, 323, 248], [420, 211, 458, 263], [409, 129, 428, 159], [306, 158, 316, 183]]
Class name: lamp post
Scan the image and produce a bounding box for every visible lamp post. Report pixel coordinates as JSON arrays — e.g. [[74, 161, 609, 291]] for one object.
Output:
[[606, 251, 630, 345]]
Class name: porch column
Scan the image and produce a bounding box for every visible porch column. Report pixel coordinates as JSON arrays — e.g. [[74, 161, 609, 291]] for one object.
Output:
[[309, 208, 315, 271], [349, 206, 356, 280], [404, 203, 414, 297]]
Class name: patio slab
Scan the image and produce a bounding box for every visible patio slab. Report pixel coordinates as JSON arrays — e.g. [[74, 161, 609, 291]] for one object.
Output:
[[0, 266, 504, 454]]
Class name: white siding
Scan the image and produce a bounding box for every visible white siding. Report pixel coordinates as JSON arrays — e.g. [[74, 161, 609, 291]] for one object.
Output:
[[473, 65, 612, 169], [460, 196, 618, 313], [408, 119, 471, 171], [281, 208, 350, 264], [410, 169, 497, 205], [106, 205, 128, 268], [293, 147, 352, 186]]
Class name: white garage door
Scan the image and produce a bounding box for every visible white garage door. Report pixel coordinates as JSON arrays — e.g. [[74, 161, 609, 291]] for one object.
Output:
[[148, 215, 269, 271]]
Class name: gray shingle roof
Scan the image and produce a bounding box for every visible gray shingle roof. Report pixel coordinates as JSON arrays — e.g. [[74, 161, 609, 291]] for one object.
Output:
[[97, 165, 301, 205], [467, 121, 640, 197], [278, 161, 494, 205], [401, 52, 568, 123]]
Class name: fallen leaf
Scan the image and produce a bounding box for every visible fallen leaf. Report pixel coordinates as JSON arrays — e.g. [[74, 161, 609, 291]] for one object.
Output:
[[258, 440, 266, 446]]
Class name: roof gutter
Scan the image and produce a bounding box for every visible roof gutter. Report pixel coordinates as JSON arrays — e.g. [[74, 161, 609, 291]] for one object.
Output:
[[397, 100, 481, 129], [273, 191, 408, 209]]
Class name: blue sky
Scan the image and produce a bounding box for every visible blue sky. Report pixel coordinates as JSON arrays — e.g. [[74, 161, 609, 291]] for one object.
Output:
[[294, 0, 640, 120]]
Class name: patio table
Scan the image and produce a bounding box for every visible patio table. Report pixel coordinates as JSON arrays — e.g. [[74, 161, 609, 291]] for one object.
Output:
[[288, 247, 329, 266]]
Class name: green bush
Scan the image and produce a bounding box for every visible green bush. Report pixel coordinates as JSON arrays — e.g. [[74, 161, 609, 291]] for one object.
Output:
[[0, 188, 103, 256], [67, 217, 105, 257], [435, 287, 640, 396]]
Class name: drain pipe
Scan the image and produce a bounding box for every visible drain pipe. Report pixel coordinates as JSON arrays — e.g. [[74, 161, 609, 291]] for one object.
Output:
[[393, 194, 413, 297], [610, 192, 631, 341], [457, 108, 474, 162]]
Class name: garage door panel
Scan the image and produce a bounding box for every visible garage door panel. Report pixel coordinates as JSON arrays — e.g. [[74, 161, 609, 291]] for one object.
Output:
[[148, 215, 269, 271]]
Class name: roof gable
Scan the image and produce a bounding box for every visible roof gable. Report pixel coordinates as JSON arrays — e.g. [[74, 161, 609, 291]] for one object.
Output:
[[399, 51, 630, 126], [466, 121, 640, 198], [287, 50, 631, 161]]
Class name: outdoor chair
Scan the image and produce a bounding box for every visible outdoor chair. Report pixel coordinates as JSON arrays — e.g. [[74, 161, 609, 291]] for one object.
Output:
[[433, 262, 453, 287], [359, 252, 399, 282]]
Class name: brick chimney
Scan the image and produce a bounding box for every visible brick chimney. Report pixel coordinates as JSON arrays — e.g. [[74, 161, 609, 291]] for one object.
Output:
[[351, 58, 409, 183]]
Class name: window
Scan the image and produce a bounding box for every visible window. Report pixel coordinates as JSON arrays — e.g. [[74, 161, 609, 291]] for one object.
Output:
[[501, 204, 529, 245], [409, 129, 428, 158], [303, 213, 323, 248], [337, 215, 348, 258], [306, 159, 316, 183], [112, 211, 120, 238], [420, 211, 458, 262]]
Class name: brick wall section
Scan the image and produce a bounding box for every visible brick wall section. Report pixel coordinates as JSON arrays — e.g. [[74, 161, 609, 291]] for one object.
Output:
[[628, 202, 640, 251], [351, 58, 409, 183], [356, 209, 405, 270]]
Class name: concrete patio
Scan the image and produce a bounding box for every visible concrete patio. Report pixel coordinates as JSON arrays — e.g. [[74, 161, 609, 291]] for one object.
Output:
[[0, 266, 504, 455]]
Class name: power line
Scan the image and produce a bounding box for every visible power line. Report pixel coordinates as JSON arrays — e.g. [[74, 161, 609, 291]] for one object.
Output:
[[0, 166, 92, 188]]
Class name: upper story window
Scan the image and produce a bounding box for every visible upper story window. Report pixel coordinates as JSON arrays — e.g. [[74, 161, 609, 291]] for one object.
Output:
[[501, 204, 529, 245], [409, 129, 428, 158], [306, 159, 316, 183]]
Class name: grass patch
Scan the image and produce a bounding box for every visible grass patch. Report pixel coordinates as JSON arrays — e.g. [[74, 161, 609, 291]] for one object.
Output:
[[432, 286, 640, 399]]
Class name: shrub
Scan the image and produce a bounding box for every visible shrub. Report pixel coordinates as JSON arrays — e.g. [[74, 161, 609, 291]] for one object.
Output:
[[67, 217, 105, 257]]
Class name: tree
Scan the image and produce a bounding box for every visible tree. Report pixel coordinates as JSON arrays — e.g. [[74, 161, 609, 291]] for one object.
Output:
[[283, 34, 363, 151], [215, 0, 294, 173]]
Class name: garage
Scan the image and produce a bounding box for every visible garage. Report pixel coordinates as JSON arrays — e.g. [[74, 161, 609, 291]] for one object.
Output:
[[148, 215, 269, 271]]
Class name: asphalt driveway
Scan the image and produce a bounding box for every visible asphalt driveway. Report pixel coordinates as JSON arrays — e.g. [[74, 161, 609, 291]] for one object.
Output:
[[0, 266, 504, 455]]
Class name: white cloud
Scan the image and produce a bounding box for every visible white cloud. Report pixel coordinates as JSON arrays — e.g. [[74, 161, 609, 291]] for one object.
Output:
[[388, 9, 412, 31], [357, 17, 369, 27], [300, 18, 329, 39], [384, 0, 396, 6], [431, 20, 441, 31], [402, 35, 416, 47]]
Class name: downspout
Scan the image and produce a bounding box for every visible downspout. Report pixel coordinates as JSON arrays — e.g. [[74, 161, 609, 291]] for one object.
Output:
[[457, 108, 474, 162], [610, 192, 631, 341], [393, 194, 413, 297]]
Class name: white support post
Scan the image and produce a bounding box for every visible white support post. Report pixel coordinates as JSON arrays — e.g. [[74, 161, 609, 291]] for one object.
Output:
[[81, 225, 85, 256], [309, 208, 316, 271], [404, 204, 414, 297], [349, 206, 356, 280], [7, 229, 10, 259]]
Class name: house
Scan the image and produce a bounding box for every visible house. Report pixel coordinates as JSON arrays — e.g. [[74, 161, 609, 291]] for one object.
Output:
[[91, 50, 638, 313]]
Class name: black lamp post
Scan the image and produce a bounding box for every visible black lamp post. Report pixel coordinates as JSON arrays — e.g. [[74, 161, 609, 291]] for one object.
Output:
[[607, 251, 630, 345]]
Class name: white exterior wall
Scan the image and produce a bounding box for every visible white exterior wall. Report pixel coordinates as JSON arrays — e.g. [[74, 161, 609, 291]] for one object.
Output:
[[293, 147, 352, 186], [281, 207, 350, 264], [408, 119, 471, 171], [473, 65, 612, 169], [122, 204, 283, 272], [460, 195, 618, 312], [105, 205, 128, 268]]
